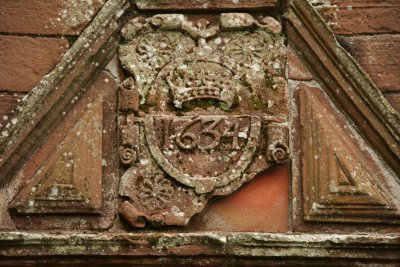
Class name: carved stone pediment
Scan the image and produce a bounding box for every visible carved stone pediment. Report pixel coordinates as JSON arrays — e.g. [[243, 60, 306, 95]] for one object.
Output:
[[0, 0, 400, 263], [117, 13, 289, 227]]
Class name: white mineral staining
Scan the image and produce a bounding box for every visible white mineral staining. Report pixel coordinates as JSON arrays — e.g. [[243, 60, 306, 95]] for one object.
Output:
[[261, 17, 282, 34], [220, 13, 254, 29], [171, 206, 185, 217], [140, 159, 149, 165], [51, 0, 99, 33], [22, 95, 29, 102], [49, 186, 59, 198], [163, 149, 173, 157], [238, 131, 248, 139], [177, 87, 190, 95], [251, 63, 262, 72], [312, 202, 318, 210], [273, 62, 281, 69], [214, 37, 222, 45], [329, 180, 338, 193], [173, 100, 182, 108], [115, 9, 125, 19], [151, 14, 185, 30], [229, 151, 238, 157]]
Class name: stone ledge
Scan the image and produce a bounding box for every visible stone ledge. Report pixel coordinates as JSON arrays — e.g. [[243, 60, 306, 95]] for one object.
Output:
[[0, 232, 399, 260], [133, 0, 277, 10]]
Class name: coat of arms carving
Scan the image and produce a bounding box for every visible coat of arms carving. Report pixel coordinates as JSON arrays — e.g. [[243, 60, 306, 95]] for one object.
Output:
[[117, 13, 289, 227]]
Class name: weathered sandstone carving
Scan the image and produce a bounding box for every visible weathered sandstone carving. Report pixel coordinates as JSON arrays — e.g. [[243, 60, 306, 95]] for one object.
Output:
[[117, 13, 289, 227]]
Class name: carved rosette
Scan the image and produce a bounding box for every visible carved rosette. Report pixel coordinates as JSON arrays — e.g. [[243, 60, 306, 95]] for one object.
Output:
[[117, 13, 289, 228]]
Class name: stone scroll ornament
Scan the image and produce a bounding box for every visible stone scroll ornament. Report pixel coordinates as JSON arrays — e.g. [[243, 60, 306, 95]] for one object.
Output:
[[117, 13, 288, 227]]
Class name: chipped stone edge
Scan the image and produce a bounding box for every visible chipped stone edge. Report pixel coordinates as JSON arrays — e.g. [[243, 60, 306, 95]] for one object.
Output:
[[285, 0, 400, 177], [0, 0, 129, 182], [0, 231, 399, 259]]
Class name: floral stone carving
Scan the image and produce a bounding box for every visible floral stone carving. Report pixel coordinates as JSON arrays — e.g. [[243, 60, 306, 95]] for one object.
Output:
[[117, 13, 289, 227]]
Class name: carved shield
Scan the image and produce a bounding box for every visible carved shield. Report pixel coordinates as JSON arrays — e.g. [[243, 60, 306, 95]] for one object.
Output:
[[117, 13, 289, 227]]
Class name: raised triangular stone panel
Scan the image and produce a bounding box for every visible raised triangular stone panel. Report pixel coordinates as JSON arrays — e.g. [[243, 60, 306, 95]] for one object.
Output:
[[286, 0, 400, 179], [1, 72, 118, 230], [9, 98, 103, 214], [299, 84, 400, 223]]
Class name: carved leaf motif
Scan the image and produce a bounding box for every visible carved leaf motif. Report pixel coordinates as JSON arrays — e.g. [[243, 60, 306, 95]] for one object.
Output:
[[225, 33, 268, 67], [118, 32, 196, 97], [135, 33, 174, 69]]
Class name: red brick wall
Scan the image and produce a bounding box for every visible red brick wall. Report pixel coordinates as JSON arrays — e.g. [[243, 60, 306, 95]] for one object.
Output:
[[0, 0, 103, 128], [312, 0, 400, 112]]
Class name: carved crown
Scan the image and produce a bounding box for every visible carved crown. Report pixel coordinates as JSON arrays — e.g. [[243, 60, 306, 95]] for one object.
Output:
[[165, 61, 236, 109]]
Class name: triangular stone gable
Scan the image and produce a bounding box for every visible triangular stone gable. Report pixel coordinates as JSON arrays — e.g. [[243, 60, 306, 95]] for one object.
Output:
[[10, 96, 103, 214], [286, 0, 400, 174], [299, 83, 399, 223], [1, 72, 118, 230], [0, 0, 399, 260]]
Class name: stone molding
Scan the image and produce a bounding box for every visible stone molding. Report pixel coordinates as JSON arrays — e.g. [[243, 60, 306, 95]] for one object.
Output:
[[299, 83, 400, 223], [133, 0, 278, 10], [0, 0, 129, 187], [286, 0, 400, 178], [0, 232, 399, 262]]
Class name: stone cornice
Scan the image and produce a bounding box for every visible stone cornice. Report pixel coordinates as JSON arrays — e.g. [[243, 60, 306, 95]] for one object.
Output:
[[0, 232, 399, 261]]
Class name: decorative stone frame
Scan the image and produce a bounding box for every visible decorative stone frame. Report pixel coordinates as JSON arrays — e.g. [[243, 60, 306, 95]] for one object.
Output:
[[0, 0, 399, 264]]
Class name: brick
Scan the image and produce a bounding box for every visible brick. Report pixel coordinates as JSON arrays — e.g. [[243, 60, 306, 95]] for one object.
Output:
[[134, 0, 277, 10], [0, 36, 69, 92], [0, 0, 102, 35], [0, 94, 22, 128], [314, 0, 400, 35], [385, 93, 400, 113], [344, 35, 400, 92]]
